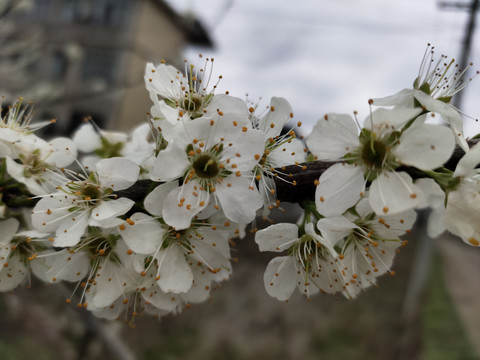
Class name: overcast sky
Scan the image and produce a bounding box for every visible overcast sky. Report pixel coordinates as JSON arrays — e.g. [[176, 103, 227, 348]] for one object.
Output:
[[165, 0, 480, 136]]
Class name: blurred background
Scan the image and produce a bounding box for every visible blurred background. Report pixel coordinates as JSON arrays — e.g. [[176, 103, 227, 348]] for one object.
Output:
[[1, 0, 480, 359]]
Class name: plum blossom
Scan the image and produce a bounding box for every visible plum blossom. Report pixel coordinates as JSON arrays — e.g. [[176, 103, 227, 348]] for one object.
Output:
[[0, 218, 50, 291], [0, 99, 56, 157], [31, 157, 139, 247], [373, 44, 477, 151], [317, 198, 416, 298], [306, 108, 455, 216], [255, 221, 345, 300], [444, 142, 480, 247], [249, 97, 306, 211], [145, 59, 248, 143], [73, 122, 154, 173], [149, 111, 264, 229], [119, 211, 233, 294], [6, 136, 77, 195]]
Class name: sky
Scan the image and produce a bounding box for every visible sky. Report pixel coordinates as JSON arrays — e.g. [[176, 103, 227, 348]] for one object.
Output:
[[165, 0, 480, 136]]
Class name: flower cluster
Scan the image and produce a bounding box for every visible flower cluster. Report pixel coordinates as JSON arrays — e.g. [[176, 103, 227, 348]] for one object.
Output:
[[0, 47, 478, 321]]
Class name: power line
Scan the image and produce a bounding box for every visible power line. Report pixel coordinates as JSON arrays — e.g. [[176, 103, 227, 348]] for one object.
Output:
[[438, 0, 480, 108]]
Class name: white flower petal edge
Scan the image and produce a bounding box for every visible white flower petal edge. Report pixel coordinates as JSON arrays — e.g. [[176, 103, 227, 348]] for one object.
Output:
[[215, 176, 262, 224], [413, 90, 468, 151], [156, 244, 193, 293], [96, 157, 140, 190], [120, 212, 165, 254], [315, 163, 365, 216], [144, 181, 179, 216], [263, 256, 298, 301], [306, 113, 359, 160], [255, 223, 299, 252], [395, 124, 455, 170], [162, 181, 210, 230], [453, 142, 480, 177], [258, 97, 293, 139], [444, 184, 480, 247], [369, 171, 420, 215], [317, 216, 357, 245], [150, 142, 191, 181], [92, 197, 135, 222]]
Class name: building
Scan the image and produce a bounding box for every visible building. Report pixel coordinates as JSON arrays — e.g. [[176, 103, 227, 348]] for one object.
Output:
[[0, 0, 213, 135]]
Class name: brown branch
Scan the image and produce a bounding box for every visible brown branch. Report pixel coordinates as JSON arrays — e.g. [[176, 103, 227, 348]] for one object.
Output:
[[6, 140, 476, 210], [115, 140, 478, 205]]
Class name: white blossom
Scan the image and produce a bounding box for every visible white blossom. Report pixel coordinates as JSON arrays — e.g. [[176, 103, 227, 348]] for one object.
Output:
[[255, 221, 345, 300], [31, 158, 139, 247], [149, 113, 264, 229], [307, 109, 455, 216], [444, 142, 480, 246], [373, 45, 476, 151]]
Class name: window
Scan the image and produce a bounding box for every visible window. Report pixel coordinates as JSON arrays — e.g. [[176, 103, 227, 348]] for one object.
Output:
[[51, 50, 68, 79], [60, 0, 130, 27], [28, 0, 51, 21], [81, 48, 118, 86]]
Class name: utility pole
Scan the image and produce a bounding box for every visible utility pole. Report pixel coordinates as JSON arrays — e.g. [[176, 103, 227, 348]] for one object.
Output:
[[438, 0, 480, 108]]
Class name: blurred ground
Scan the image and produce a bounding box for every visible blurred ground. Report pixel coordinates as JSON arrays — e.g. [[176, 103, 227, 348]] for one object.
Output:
[[0, 207, 477, 360], [438, 235, 480, 357]]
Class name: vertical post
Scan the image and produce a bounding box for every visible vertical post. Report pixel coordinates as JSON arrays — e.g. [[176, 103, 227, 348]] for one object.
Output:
[[452, 0, 479, 109]]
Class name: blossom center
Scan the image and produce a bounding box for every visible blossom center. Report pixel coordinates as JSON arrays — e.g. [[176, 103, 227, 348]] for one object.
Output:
[[361, 140, 387, 170], [20, 151, 46, 177], [192, 154, 220, 179], [81, 184, 103, 203], [182, 94, 203, 113]]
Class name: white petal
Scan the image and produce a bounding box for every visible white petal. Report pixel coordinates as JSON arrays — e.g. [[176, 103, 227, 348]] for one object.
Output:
[[156, 245, 193, 293], [189, 233, 230, 271], [263, 256, 297, 301], [182, 265, 213, 304], [72, 123, 101, 153], [315, 163, 364, 216], [92, 260, 133, 308], [222, 128, 266, 172], [145, 62, 185, 100], [92, 197, 134, 222], [372, 89, 415, 107], [144, 181, 179, 216], [415, 178, 445, 209], [255, 223, 299, 252], [47, 137, 78, 168], [316, 216, 356, 245], [454, 141, 480, 177], [120, 212, 165, 254], [150, 142, 190, 181], [413, 90, 468, 151], [0, 253, 28, 291], [369, 171, 420, 215], [162, 181, 209, 230], [367, 107, 422, 130], [6, 156, 49, 195], [373, 209, 417, 238], [444, 183, 480, 246], [258, 97, 293, 138], [32, 194, 73, 233], [269, 138, 306, 168], [306, 114, 358, 160], [96, 157, 140, 190], [395, 124, 454, 170], [215, 176, 263, 224], [427, 206, 446, 238], [54, 211, 89, 247], [305, 222, 338, 256], [44, 250, 89, 283], [141, 284, 179, 312], [0, 218, 19, 245]]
